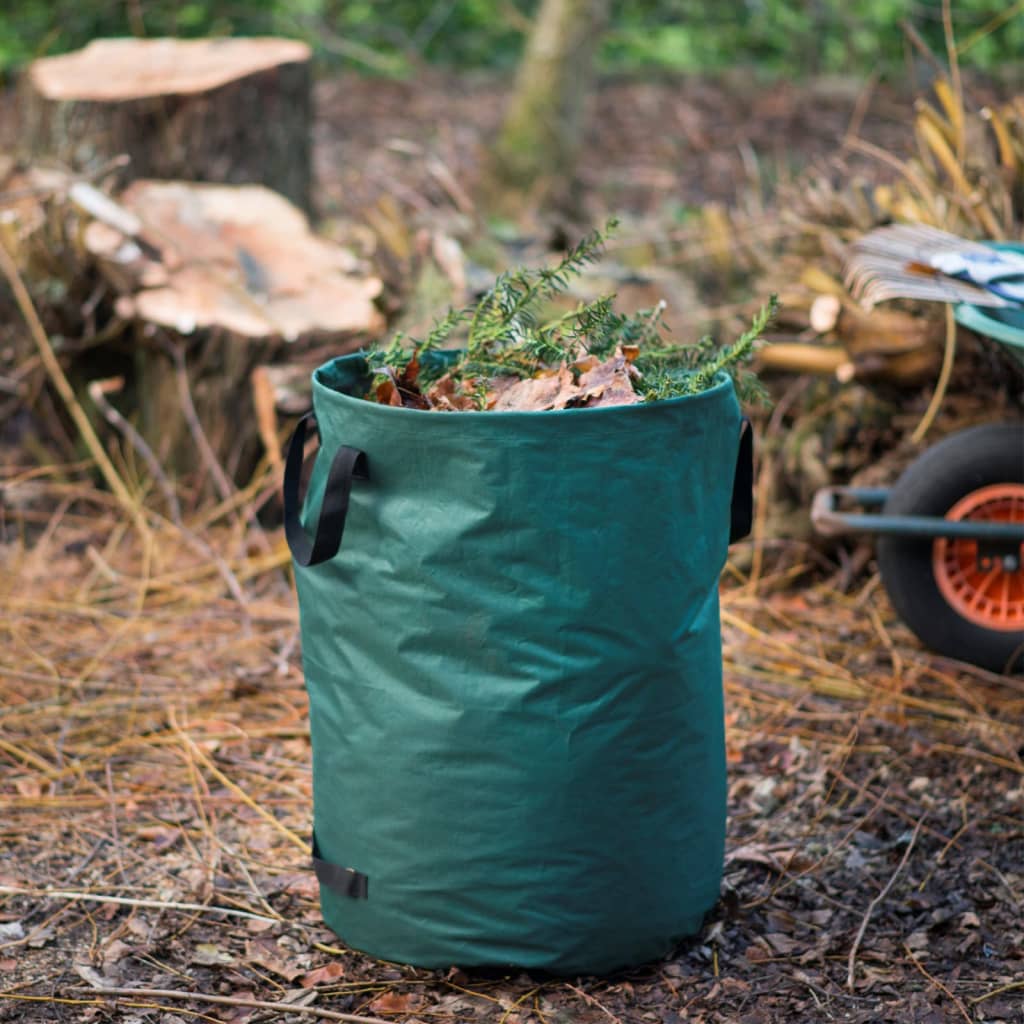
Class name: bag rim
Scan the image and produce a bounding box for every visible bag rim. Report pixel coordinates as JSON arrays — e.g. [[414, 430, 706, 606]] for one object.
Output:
[[311, 351, 737, 423]]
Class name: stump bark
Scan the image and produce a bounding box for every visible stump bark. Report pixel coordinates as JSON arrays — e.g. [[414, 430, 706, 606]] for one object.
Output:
[[23, 37, 313, 213]]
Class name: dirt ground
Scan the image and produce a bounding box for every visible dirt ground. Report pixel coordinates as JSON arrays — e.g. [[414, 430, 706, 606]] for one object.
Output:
[[1, 68, 1023, 1023]]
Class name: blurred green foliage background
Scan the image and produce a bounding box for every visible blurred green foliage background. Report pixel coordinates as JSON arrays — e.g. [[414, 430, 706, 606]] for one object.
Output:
[[0, 0, 1019, 77]]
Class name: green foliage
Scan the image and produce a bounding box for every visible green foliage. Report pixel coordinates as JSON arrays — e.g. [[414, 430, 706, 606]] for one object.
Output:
[[366, 221, 775, 409], [0, 0, 1019, 77], [601, 0, 1024, 76], [633, 297, 777, 405]]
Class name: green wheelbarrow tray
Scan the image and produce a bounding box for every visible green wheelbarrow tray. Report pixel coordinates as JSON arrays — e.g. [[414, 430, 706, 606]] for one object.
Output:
[[811, 241, 1024, 671], [954, 240, 1024, 365]]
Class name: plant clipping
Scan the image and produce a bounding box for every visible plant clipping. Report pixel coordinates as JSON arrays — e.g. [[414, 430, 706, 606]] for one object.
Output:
[[365, 220, 776, 412]]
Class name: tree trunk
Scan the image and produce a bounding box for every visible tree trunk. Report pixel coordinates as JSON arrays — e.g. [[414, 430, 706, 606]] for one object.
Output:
[[484, 0, 610, 216], [22, 37, 313, 213]]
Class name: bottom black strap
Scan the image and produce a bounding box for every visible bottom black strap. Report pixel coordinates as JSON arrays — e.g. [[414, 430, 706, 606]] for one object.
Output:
[[729, 417, 754, 543], [312, 832, 369, 900]]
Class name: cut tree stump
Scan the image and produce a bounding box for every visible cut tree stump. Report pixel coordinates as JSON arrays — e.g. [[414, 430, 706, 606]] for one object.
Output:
[[23, 37, 312, 212], [77, 178, 384, 479], [83, 179, 384, 341]]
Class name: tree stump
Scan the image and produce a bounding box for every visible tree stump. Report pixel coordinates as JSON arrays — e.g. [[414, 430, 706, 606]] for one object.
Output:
[[76, 178, 383, 479], [22, 37, 313, 213]]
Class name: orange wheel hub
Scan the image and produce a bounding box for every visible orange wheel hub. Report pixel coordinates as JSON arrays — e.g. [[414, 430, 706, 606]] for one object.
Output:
[[933, 484, 1024, 632]]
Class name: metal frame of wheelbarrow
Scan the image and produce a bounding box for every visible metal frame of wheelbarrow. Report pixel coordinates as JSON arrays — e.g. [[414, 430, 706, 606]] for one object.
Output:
[[813, 238, 1024, 573], [811, 487, 1024, 573], [810, 242, 1024, 668]]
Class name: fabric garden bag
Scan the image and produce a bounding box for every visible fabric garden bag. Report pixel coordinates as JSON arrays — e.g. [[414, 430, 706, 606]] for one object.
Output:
[[284, 351, 753, 975]]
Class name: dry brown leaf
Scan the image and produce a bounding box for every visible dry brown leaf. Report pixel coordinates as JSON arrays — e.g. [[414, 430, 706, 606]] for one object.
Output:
[[376, 376, 402, 407], [577, 354, 640, 408], [764, 932, 801, 956], [492, 364, 579, 411], [426, 374, 478, 411], [134, 825, 180, 851], [300, 961, 346, 987], [369, 991, 421, 1014], [245, 937, 304, 981], [484, 376, 520, 409], [101, 938, 133, 968], [191, 942, 235, 966], [582, 373, 639, 408], [573, 354, 602, 374]]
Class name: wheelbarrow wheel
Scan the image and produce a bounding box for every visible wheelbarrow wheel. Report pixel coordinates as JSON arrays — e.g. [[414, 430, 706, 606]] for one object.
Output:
[[876, 423, 1024, 673]]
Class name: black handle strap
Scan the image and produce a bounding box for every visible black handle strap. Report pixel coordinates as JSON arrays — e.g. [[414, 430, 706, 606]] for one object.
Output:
[[283, 413, 368, 568], [312, 832, 368, 900], [729, 417, 754, 544]]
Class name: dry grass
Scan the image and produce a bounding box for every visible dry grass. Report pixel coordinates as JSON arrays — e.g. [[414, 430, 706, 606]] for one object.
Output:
[[1, 454, 1021, 1022]]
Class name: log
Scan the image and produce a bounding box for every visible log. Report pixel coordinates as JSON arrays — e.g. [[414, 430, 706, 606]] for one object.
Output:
[[22, 38, 312, 212]]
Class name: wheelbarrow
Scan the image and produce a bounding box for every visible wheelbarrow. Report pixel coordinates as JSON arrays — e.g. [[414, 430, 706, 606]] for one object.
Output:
[[812, 290, 1024, 673]]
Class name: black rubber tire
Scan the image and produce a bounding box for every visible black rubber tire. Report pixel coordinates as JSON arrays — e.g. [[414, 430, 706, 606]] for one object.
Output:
[[876, 423, 1024, 673]]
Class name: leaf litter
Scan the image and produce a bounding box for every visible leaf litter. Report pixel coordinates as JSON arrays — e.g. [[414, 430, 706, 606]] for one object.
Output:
[[1, 457, 1021, 1024]]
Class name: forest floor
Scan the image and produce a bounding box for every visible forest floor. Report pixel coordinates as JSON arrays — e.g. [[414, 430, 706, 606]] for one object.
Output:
[[1, 69, 1023, 1023]]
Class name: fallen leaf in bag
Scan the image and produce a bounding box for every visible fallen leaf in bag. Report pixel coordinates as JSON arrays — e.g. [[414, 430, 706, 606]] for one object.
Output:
[[484, 375, 520, 408], [394, 351, 431, 409], [426, 373, 478, 411], [582, 371, 639, 407], [578, 354, 640, 408], [398, 349, 421, 389], [573, 354, 602, 374], [493, 364, 580, 411], [376, 374, 402, 407]]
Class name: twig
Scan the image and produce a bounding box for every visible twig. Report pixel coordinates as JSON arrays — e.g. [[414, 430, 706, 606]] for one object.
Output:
[[846, 812, 928, 990], [174, 723, 309, 857], [941, 0, 964, 163], [70, 987, 393, 1024], [0, 885, 280, 925], [104, 761, 126, 883], [842, 70, 879, 147], [971, 978, 1024, 1005], [898, 19, 948, 79], [911, 304, 957, 444], [957, 0, 1024, 57], [87, 376, 182, 524], [163, 338, 236, 506], [161, 335, 274, 557], [565, 983, 625, 1024], [903, 942, 972, 1024], [0, 155, 130, 207], [970, 856, 1022, 910]]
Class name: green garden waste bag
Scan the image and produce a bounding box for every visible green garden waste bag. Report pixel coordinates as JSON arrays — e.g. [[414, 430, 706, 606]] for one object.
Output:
[[284, 351, 752, 975]]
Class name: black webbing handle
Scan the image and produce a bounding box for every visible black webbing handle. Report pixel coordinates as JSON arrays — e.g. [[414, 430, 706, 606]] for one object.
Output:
[[312, 832, 368, 900], [283, 413, 368, 568], [729, 417, 754, 543]]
